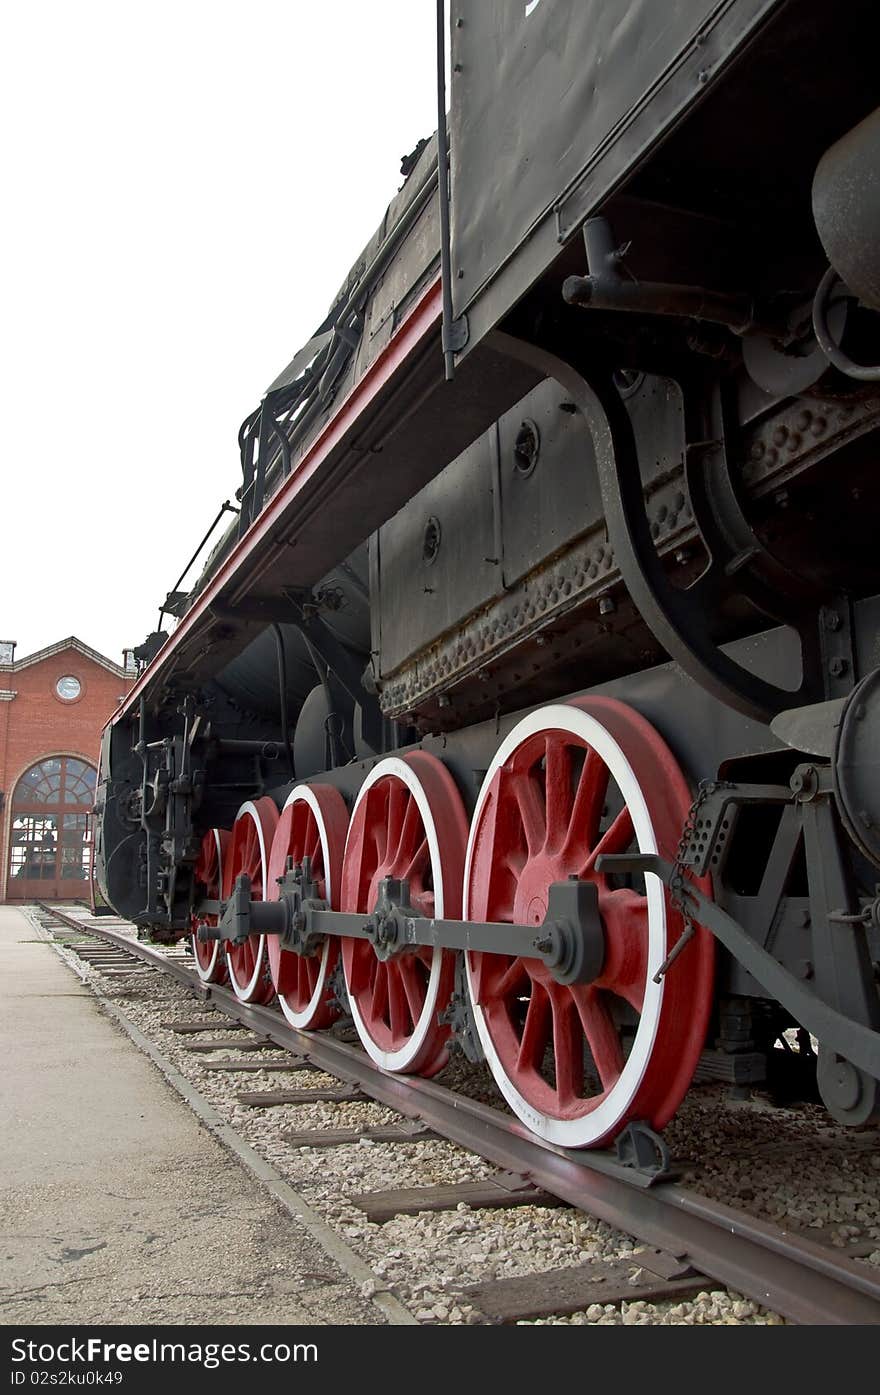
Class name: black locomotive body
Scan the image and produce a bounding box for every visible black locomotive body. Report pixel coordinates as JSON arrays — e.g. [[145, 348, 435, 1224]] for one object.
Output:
[[96, 1, 880, 1148]]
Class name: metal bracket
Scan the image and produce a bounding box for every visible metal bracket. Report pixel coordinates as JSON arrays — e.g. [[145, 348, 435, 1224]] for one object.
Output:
[[442, 314, 470, 354], [614, 1120, 673, 1179], [675, 780, 791, 878], [440, 955, 484, 1063]]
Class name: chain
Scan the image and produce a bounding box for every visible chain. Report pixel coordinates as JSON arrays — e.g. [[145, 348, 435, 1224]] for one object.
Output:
[[654, 779, 727, 983]]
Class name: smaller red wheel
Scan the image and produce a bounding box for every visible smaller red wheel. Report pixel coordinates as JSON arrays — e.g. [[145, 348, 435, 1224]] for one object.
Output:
[[223, 797, 280, 1004], [266, 783, 349, 1030], [191, 828, 230, 984], [340, 752, 467, 1076]]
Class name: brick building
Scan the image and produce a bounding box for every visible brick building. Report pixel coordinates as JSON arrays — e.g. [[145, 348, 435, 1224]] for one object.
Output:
[[0, 637, 136, 902]]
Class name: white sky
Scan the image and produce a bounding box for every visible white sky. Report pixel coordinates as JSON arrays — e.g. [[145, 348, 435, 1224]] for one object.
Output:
[[1, 1, 438, 666]]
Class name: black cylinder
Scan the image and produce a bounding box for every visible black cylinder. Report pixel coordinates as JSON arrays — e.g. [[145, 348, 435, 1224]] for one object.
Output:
[[813, 106, 880, 311]]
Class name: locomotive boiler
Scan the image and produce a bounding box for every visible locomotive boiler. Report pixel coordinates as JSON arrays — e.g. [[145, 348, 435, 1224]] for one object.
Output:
[[96, 0, 880, 1150]]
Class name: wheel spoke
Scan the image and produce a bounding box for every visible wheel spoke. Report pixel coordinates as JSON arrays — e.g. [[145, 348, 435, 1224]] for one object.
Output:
[[544, 737, 572, 848], [516, 982, 551, 1073], [398, 955, 427, 1022], [370, 963, 388, 1023], [384, 783, 408, 869], [511, 769, 546, 854], [571, 986, 625, 1091], [347, 941, 373, 996], [495, 955, 530, 999], [387, 964, 410, 1038], [392, 795, 423, 875], [563, 746, 609, 861], [583, 805, 634, 874], [402, 836, 429, 884], [368, 797, 385, 858], [505, 846, 526, 877], [549, 986, 584, 1106]]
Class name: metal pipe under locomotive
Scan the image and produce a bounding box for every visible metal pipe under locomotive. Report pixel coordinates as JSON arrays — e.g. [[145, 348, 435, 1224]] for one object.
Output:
[[96, 0, 880, 1149]]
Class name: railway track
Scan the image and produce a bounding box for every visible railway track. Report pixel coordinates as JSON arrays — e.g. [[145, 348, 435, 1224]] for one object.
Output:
[[34, 901, 880, 1325]]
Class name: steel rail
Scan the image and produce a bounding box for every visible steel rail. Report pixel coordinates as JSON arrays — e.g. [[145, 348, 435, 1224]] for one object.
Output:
[[40, 904, 880, 1325]]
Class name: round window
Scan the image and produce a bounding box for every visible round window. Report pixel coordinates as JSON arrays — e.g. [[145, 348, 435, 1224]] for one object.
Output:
[[56, 675, 82, 701]]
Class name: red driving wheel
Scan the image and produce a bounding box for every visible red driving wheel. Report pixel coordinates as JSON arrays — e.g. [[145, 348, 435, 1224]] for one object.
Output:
[[191, 827, 230, 984], [266, 783, 349, 1030], [464, 698, 714, 1148], [340, 752, 467, 1076], [223, 797, 280, 1005]]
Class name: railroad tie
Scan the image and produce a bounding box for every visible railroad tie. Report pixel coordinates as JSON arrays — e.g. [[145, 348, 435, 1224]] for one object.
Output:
[[349, 1170, 560, 1223], [95, 968, 153, 977], [236, 1086, 366, 1107], [460, 1248, 707, 1323], [183, 1037, 280, 1053], [202, 1061, 315, 1073], [162, 1019, 247, 1033], [282, 1122, 435, 1148]]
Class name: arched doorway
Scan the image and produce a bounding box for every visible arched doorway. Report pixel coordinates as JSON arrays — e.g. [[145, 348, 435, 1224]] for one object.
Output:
[[7, 756, 97, 901]]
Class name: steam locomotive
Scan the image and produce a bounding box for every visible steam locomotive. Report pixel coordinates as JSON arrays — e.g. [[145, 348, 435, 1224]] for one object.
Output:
[[96, 0, 880, 1149]]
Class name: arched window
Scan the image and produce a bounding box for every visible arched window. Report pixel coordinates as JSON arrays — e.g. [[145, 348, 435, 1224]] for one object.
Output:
[[7, 756, 97, 897]]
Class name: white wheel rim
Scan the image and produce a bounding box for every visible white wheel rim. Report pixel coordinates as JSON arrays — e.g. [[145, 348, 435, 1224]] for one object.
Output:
[[192, 828, 223, 983], [276, 784, 335, 1030], [464, 704, 666, 1147], [343, 756, 446, 1072], [225, 799, 269, 1002]]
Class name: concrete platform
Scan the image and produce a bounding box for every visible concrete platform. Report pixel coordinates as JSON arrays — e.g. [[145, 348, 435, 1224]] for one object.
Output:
[[0, 906, 381, 1325]]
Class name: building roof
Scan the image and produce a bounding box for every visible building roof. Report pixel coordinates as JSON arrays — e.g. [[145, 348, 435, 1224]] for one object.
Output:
[[0, 636, 133, 680]]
